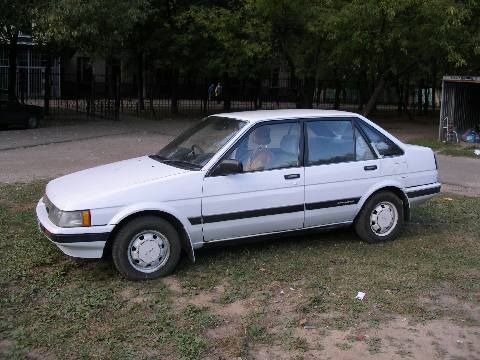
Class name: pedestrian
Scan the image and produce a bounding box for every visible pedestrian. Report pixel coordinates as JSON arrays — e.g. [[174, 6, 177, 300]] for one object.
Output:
[[208, 83, 215, 101], [215, 82, 222, 104]]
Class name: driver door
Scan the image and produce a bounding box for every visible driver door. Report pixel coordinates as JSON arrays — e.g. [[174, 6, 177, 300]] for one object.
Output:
[[201, 121, 305, 242]]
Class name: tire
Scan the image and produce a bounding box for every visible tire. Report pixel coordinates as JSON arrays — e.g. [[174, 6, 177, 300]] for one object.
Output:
[[111, 216, 182, 280], [27, 115, 39, 129], [354, 191, 404, 244]]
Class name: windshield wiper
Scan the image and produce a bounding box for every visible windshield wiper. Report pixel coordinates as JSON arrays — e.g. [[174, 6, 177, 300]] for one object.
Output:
[[148, 155, 202, 170], [149, 154, 167, 162]]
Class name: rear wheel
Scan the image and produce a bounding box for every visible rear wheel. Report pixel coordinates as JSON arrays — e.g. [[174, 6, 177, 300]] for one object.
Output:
[[112, 216, 181, 280], [354, 191, 404, 243]]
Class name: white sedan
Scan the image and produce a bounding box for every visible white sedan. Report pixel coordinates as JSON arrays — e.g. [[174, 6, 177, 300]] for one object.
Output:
[[36, 110, 440, 280]]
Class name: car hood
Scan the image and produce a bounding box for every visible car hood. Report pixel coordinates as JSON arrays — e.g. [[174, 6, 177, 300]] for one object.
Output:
[[46, 156, 189, 210]]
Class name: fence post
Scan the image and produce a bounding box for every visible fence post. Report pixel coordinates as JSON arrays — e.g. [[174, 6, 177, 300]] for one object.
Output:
[[44, 49, 52, 116]]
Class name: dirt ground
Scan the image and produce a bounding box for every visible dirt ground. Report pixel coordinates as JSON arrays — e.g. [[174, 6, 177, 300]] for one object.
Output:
[[161, 276, 480, 360]]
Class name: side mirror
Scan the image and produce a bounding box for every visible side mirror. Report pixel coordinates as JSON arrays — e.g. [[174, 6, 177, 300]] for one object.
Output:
[[211, 159, 243, 176]]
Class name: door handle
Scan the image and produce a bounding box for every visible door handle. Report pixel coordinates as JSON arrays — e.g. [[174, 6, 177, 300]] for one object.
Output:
[[284, 173, 300, 180], [364, 165, 378, 171]]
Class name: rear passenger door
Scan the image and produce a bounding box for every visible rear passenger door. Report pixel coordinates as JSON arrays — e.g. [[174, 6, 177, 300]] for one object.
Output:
[[356, 119, 407, 183], [304, 118, 380, 227]]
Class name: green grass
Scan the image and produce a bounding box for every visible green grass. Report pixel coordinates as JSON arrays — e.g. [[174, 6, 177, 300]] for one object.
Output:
[[1, 182, 480, 358], [408, 137, 480, 158]]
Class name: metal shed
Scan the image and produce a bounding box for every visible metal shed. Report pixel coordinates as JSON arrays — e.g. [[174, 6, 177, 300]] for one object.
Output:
[[439, 76, 480, 141]]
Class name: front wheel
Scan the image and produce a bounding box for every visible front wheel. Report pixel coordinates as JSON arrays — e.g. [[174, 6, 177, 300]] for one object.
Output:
[[354, 191, 404, 243], [112, 216, 181, 280]]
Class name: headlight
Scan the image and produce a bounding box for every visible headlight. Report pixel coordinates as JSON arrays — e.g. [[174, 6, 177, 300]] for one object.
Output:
[[56, 210, 91, 227], [44, 196, 91, 227]]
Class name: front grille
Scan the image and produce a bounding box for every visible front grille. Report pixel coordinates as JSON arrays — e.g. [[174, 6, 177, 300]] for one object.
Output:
[[44, 195, 53, 214], [43, 195, 60, 225]]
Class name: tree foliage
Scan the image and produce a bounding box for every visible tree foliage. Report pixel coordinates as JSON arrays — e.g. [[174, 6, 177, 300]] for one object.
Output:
[[2, 0, 480, 112]]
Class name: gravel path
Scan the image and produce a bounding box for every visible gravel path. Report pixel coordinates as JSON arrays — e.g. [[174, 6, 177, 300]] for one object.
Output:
[[0, 115, 478, 197]]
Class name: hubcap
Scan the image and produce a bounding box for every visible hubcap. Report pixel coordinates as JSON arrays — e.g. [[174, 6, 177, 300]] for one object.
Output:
[[128, 230, 170, 273], [370, 201, 398, 237]]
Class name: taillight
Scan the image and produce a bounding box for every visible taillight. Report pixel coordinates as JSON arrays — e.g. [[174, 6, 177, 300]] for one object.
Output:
[[434, 153, 438, 169]]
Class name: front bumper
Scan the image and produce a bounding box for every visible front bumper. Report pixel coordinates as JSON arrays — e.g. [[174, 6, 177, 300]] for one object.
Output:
[[36, 199, 114, 258]]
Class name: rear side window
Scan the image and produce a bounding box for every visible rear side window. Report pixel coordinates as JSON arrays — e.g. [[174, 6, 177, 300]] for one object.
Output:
[[306, 120, 355, 165], [355, 127, 375, 161], [357, 120, 403, 157]]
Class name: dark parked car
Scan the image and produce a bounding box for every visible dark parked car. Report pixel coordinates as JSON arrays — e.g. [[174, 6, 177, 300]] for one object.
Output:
[[0, 90, 43, 129]]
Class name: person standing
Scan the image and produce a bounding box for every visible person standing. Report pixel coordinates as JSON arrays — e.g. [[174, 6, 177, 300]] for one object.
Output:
[[215, 82, 222, 104], [208, 83, 215, 101]]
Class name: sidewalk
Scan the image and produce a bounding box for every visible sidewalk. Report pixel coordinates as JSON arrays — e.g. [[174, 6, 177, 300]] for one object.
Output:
[[437, 154, 480, 197], [0, 114, 195, 151]]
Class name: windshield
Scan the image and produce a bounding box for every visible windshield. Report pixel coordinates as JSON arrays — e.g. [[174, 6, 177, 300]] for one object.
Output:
[[153, 116, 246, 169]]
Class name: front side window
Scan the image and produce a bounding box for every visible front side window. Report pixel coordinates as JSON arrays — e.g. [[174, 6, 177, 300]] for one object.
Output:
[[357, 120, 403, 157], [153, 116, 246, 169], [226, 122, 301, 172]]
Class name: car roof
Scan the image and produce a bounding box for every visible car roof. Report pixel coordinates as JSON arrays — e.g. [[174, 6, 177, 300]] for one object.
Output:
[[214, 109, 360, 123]]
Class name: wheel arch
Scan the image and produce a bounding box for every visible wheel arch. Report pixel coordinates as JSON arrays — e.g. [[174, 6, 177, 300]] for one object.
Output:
[[356, 185, 410, 222], [103, 210, 195, 262]]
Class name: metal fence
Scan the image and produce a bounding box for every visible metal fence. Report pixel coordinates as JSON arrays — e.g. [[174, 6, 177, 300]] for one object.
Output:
[[8, 69, 439, 120]]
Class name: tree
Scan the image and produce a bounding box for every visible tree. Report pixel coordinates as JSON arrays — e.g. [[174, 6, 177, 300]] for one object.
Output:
[[329, 0, 480, 116], [174, 0, 273, 110], [256, 0, 343, 108]]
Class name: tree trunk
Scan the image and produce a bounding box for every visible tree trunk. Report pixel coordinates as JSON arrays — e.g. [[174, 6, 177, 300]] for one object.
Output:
[[44, 49, 52, 116], [334, 82, 341, 110], [115, 76, 120, 121], [137, 52, 145, 111], [333, 67, 341, 110], [431, 58, 437, 113], [8, 31, 19, 102], [357, 68, 368, 111], [170, 68, 179, 114], [222, 72, 230, 111], [255, 78, 262, 109], [395, 77, 402, 114], [363, 70, 389, 117], [402, 75, 414, 120], [417, 79, 423, 114], [302, 76, 315, 108]]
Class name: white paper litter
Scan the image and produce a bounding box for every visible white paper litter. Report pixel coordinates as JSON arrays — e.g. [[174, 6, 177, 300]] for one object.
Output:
[[474, 149, 480, 156], [355, 291, 366, 300]]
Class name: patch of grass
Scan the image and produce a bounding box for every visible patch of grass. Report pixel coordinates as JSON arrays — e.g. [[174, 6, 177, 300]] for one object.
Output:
[[173, 332, 208, 360], [290, 337, 309, 352], [336, 342, 353, 351], [408, 137, 479, 158], [299, 293, 328, 313], [367, 336, 382, 354], [245, 323, 268, 342], [182, 304, 220, 330], [219, 285, 250, 304], [0, 184, 210, 360], [1, 182, 480, 358]]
